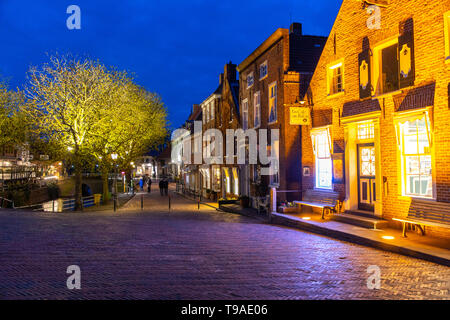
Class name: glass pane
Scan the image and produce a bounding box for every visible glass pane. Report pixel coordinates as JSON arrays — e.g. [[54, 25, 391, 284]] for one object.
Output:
[[404, 135, 418, 154], [317, 158, 332, 189], [418, 134, 430, 154], [406, 156, 420, 175]]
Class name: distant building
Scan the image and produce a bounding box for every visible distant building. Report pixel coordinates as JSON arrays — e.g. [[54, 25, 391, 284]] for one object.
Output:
[[237, 22, 326, 207]]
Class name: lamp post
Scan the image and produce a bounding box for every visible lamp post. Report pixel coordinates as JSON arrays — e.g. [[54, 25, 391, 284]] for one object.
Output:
[[111, 153, 118, 212]]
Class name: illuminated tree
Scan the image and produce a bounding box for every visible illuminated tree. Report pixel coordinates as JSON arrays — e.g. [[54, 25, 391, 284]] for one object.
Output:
[[25, 55, 168, 209]]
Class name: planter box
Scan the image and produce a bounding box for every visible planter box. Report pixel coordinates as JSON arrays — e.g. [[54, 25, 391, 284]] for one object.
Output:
[[278, 206, 299, 214], [219, 199, 238, 206]]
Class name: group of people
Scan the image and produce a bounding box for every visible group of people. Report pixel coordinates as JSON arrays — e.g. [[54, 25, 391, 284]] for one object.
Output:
[[137, 175, 169, 196], [159, 178, 169, 196]]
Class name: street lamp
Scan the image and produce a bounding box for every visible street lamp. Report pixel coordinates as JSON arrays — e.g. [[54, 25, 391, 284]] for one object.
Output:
[[111, 153, 118, 211]]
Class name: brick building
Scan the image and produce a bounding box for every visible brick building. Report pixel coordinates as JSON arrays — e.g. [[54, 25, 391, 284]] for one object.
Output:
[[301, 0, 450, 238], [237, 23, 326, 207]]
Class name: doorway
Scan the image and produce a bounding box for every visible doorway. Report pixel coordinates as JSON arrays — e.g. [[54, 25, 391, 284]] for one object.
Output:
[[357, 143, 376, 212]]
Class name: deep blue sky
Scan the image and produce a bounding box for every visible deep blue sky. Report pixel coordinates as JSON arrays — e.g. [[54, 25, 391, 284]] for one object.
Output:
[[0, 0, 341, 130]]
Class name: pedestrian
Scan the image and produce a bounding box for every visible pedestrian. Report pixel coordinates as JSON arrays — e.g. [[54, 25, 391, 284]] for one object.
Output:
[[139, 177, 144, 192], [164, 179, 169, 196], [159, 179, 164, 196], [147, 175, 152, 193]]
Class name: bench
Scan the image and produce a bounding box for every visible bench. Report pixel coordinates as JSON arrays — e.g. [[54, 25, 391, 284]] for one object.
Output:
[[294, 190, 341, 220], [393, 199, 450, 237]]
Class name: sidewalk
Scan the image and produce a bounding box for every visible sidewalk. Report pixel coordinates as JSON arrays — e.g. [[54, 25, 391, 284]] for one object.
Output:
[[219, 204, 450, 266]]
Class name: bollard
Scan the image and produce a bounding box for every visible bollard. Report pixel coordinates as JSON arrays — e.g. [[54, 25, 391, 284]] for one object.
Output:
[[113, 195, 117, 212], [198, 200, 200, 210], [169, 195, 171, 211], [52, 200, 55, 213], [141, 194, 144, 211]]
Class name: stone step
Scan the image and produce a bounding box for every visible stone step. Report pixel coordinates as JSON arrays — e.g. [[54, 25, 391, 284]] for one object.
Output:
[[330, 212, 389, 229]]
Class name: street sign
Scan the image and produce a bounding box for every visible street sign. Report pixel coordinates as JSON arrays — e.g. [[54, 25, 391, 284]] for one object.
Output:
[[290, 107, 311, 126]]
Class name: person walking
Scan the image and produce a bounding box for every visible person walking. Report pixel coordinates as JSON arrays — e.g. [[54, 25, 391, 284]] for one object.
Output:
[[147, 175, 152, 193], [164, 179, 169, 196], [159, 179, 164, 196], [139, 177, 144, 192]]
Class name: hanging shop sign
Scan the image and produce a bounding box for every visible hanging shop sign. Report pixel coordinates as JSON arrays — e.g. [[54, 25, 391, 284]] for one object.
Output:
[[290, 107, 311, 126]]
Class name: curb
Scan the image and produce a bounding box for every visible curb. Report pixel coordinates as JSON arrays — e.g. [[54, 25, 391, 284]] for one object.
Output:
[[270, 213, 450, 267]]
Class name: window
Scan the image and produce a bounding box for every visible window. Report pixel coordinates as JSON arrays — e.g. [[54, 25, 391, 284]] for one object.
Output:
[[312, 128, 332, 189], [211, 102, 215, 120], [269, 139, 280, 187], [398, 116, 433, 198], [242, 99, 249, 130], [254, 92, 261, 128], [224, 168, 231, 194], [327, 61, 344, 95], [381, 44, 399, 93], [268, 82, 277, 123], [357, 122, 375, 140], [445, 11, 450, 61], [247, 72, 254, 88], [259, 61, 268, 80], [232, 168, 239, 196]]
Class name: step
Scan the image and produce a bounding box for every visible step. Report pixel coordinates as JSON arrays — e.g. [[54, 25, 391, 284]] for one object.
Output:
[[330, 212, 389, 229]]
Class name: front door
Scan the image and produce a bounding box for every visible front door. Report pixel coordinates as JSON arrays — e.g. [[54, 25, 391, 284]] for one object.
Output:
[[357, 144, 376, 212]]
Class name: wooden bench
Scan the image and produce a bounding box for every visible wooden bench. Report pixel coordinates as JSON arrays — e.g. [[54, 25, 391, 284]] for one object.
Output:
[[294, 190, 341, 220], [393, 199, 450, 237]]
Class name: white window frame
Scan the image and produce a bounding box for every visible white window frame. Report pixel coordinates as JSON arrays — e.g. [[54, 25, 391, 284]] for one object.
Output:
[[247, 72, 254, 89], [445, 11, 450, 63], [259, 60, 268, 80], [327, 59, 345, 97], [311, 127, 333, 190], [254, 91, 261, 128], [395, 111, 435, 199], [242, 99, 249, 130], [268, 81, 277, 124]]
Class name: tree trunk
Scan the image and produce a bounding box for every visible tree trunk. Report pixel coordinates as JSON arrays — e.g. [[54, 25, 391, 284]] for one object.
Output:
[[102, 169, 110, 204], [74, 166, 83, 211]]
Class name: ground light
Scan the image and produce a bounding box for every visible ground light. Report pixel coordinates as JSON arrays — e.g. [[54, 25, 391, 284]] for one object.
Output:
[[302, 217, 311, 220], [382, 236, 395, 240]]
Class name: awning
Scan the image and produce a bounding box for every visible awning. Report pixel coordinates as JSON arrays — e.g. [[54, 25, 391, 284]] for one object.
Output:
[[393, 82, 435, 112], [342, 99, 381, 118]]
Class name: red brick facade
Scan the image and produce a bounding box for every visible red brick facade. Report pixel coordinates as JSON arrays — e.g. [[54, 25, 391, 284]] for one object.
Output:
[[302, 0, 450, 238]]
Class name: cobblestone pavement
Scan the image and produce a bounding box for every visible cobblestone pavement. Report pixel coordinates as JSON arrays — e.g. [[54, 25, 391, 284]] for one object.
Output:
[[0, 187, 449, 300]]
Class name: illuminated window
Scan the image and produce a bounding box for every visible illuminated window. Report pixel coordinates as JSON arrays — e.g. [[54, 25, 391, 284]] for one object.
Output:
[[254, 92, 261, 128], [445, 11, 450, 61], [268, 82, 277, 123], [242, 99, 249, 130], [398, 116, 433, 198], [357, 122, 375, 140], [312, 128, 332, 189], [224, 169, 231, 194], [213, 167, 221, 192], [327, 61, 344, 95], [372, 40, 400, 95], [247, 72, 254, 88], [269, 139, 280, 187], [259, 61, 268, 80], [232, 168, 239, 196]]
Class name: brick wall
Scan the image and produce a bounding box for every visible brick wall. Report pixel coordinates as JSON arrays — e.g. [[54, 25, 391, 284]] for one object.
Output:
[[302, 0, 450, 238]]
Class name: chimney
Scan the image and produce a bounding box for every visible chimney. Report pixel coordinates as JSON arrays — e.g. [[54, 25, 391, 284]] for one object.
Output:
[[290, 22, 302, 36], [219, 73, 224, 85], [192, 104, 201, 115], [224, 61, 237, 82]]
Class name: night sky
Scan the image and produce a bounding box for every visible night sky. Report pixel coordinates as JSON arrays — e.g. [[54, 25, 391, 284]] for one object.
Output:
[[0, 0, 341, 130]]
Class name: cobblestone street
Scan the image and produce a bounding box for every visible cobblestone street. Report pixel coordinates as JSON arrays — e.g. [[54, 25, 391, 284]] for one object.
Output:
[[0, 188, 449, 300]]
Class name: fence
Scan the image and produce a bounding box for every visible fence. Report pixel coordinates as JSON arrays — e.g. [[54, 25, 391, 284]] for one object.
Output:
[[15, 195, 102, 212]]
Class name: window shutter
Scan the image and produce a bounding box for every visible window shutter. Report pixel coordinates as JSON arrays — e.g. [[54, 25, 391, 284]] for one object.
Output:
[[358, 49, 371, 99], [398, 20, 415, 89]]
